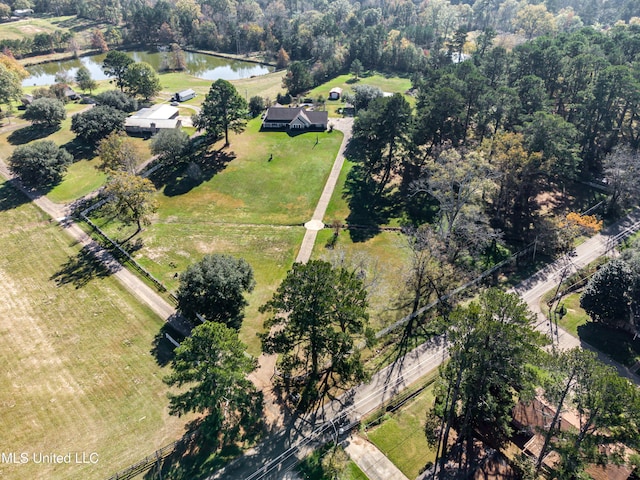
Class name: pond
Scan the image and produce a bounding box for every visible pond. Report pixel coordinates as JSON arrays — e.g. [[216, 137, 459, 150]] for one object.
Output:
[[23, 49, 274, 86]]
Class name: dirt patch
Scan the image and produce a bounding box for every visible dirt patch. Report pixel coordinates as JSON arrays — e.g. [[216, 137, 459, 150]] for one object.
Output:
[[535, 189, 573, 216], [17, 25, 48, 35], [247, 353, 284, 429]]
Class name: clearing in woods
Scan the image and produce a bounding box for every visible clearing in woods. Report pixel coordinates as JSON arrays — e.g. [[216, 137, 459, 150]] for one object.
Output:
[[0, 180, 191, 480]]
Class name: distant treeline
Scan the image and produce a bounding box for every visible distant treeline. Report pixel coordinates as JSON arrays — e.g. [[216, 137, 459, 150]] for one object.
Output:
[[6, 0, 639, 70]]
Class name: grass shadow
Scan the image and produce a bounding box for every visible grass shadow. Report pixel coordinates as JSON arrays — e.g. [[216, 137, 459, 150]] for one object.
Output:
[[143, 421, 243, 480], [151, 323, 185, 367], [61, 137, 96, 161], [158, 148, 237, 197], [342, 164, 396, 242], [0, 181, 30, 211], [50, 245, 113, 288], [577, 322, 640, 367], [7, 124, 60, 145]]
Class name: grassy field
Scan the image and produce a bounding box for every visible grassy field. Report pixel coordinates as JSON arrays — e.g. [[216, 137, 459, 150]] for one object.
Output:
[[134, 223, 304, 355], [366, 385, 437, 479], [314, 228, 410, 332], [312, 157, 412, 333], [92, 117, 342, 353], [0, 15, 105, 49], [231, 70, 286, 104], [150, 118, 343, 225], [0, 16, 77, 41], [0, 180, 190, 480]]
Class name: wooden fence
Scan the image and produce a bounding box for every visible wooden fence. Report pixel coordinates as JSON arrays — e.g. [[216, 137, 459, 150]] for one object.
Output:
[[79, 200, 177, 304], [106, 431, 198, 480]]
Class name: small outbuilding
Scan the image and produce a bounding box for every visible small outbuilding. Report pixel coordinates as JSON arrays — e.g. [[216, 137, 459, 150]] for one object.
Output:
[[64, 87, 80, 101], [125, 104, 181, 134], [328, 87, 342, 100], [13, 8, 34, 16]]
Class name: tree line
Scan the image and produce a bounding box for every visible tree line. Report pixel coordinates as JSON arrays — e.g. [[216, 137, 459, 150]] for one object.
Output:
[[339, 24, 639, 260], [8, 0, 639, 71]]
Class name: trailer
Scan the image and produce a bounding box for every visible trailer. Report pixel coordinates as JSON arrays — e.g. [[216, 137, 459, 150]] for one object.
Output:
[[174, 89, 196, 102]]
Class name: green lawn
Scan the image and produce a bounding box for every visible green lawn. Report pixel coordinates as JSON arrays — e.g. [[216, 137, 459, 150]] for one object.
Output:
[[312, 157, 411, 333], [298, 445, 369, 480], [367, 386, 437, 479], [0, 15, 75, 41], [133, 223, 304, 355], [0, 15, 106, 50], [314, 228, 409, 332], [553, 292, 640, 368], [91, 117, 342, 353], [0, 180, 191, 480], [231, 70, 286, 104]]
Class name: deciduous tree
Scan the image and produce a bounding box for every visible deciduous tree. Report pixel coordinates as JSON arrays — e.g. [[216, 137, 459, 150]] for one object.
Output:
[[150, 128, 190, 165], [94, 90, 138, 112], [75, 65, 97, 94], [103, 170, 157, 235], [603, 145, 640, 214], [91, 28, 108, 52], [23, 97, 66, 127], [9, 140, 72, 187], [248, 95, 265, 117], [164, 321, 263, 444], [102, 50, 134, 91], [176, 254, 255, 329], [123, 62, 161, 100], [0, 56, 26, 111], [97, 132, 141, 172], [282, 61, 312, 96], [71, 105, 126, 143], [193, 79, 248, 146]]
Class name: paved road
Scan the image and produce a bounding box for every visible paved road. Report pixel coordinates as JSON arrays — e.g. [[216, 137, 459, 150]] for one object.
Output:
[[208, 208, 640, 480], [513, 207, 640, 380], [209, 338, 448, 480], [0, 159, 191, 336]]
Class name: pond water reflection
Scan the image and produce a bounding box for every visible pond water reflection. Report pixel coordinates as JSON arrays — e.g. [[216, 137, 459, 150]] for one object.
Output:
[[24, 50, 274, 86]]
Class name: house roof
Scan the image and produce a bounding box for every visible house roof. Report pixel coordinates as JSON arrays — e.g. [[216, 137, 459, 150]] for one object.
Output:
[[177, 88, 195, 96], [264, 107, 327, 125], [264, 107, 303, 122], [329, 87, 342, 94], [512, 398, 576, 433], [131, 104, 179, 120], [125, 118, 181, 129]]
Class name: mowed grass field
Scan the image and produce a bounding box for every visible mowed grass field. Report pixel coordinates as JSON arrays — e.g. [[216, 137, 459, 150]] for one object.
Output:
[[94, 117, 342, 353], [0, 181, 190, 480], [312, 158, 411, 332], [0, 15, 109, 50]]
